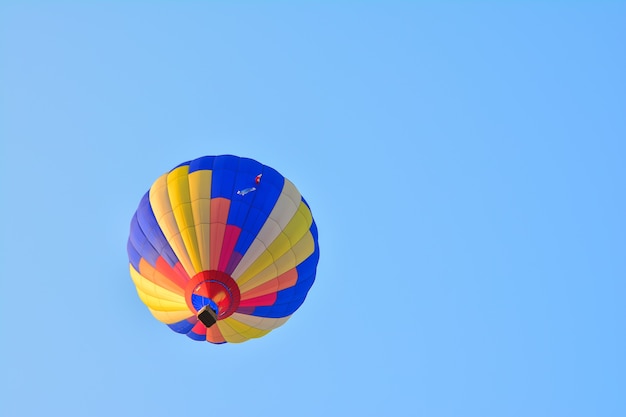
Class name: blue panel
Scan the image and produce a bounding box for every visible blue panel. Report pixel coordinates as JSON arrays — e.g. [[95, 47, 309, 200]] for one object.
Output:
[[227, 198, 253, 231], [302, 199, 320, 263], [309, 219, 319, 244], [225, 157, 264, 227], [211, 155, 240, 199], [128, 212, 159, 267], [127, 240, 142, 271], [188, 155, 215, 173], [232, 165, 284, 256], [135, 192, 180, 267], [295, 236, 320, 279], [186, 331, 206, 341], [232, 228, 258, 260], [168, 319, 196, 334], [250, 276, 314, 318], [250, 291, 309, 318], [191, 295, 218, 313]]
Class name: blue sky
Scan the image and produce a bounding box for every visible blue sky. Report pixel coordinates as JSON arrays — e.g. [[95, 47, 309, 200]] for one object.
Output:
[[1, 2, 625, 416]]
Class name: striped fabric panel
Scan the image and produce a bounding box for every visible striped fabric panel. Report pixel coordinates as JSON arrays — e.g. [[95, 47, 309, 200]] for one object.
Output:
[[128, 155, 319, 344]]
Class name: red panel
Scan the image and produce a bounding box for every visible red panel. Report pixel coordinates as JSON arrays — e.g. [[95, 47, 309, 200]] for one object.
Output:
[[235, 306, 255, 315], [206, 323, 226, 344], [138, 258, 185, 295], [218, 225, 241, 272], [190, 321, 207, 341], [240, 268, 298, 300], [209, 223, 226, 271], [210, 198, 230, 269], [238, 292, 277, 308], [173, 262, 190, 284], [154, 256, 189, 289]]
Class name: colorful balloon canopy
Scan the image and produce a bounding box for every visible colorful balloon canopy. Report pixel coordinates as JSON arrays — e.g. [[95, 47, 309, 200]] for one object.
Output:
[[127, 155, 319, 343]]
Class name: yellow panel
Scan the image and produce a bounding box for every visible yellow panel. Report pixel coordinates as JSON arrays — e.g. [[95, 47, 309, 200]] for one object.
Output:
[[237, 259, 278, 288], [167, 166, 203, 274], [130, 264, 186, 302], [282, 202, 312, 242], [224, 317, 272, 339], [239, 232, 315, 290], [188, 170, 212, 221], [236, 201, 313, 286], [136, 288, 189, 311], [196, 224, 211, 270], [267, 233, 292, 261], [148, 309, 192, 324], [149, 174, 196, 277], [230, 312, 290, 330], [188, 170, 212, 270], [271, 248, 297, 276], [232, 179, 301, 279], [270, 234, 314, 280], [291, 230, 315, 264], [216, 319, 249, 343], [172, 204, 193, 226]]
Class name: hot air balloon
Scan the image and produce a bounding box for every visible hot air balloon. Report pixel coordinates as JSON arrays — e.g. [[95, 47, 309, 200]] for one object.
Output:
[[127, 155, 319, 343]]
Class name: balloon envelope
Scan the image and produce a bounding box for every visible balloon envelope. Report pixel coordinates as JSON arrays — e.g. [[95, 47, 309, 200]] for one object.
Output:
[[127, 155, 319, 343]]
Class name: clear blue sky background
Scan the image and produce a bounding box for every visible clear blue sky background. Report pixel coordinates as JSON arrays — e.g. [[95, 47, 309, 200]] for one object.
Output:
[[1, 2, 625, 417]]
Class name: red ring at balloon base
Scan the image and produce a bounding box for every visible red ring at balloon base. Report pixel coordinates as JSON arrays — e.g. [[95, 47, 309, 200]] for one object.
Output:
[[184, 270, 241, 321]]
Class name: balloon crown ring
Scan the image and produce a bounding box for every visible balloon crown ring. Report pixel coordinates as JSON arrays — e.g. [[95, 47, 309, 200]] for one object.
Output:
[[184, 270, 241, 327]]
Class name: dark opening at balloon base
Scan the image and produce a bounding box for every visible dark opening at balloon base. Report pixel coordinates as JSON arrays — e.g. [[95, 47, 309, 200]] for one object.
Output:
[[198, 305, 218, 328]]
